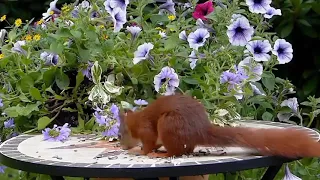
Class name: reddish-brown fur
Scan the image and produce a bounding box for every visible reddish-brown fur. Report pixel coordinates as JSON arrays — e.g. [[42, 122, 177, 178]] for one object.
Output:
[[120, 94, 320, 158]]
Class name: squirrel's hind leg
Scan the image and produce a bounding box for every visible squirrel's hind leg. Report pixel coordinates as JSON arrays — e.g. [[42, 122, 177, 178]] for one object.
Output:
[[157, 113, 196, 157]]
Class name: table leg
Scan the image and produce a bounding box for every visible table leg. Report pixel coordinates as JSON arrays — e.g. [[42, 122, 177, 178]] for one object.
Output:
[[50, 176, 65, 180], [261, 164, 283, 180]]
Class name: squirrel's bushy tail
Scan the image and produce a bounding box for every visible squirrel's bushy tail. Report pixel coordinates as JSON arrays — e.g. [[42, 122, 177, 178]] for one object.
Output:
[[205, 125, 320, 158]]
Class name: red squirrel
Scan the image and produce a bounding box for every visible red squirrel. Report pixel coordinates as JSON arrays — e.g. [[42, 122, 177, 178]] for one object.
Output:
[[119, 94, 320, 158]]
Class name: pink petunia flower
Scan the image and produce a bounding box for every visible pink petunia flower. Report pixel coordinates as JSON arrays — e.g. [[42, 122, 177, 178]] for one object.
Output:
[[192, 1, 214, 20]]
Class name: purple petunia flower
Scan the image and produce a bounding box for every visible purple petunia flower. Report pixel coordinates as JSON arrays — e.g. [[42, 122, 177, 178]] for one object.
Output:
[[283, 164, 301, 180], [40, 52, 59, 66], [154, 66, 180, 96], [245, 0, 271, 14], [110, 103, 120, 121], [126, 26, 142, 40], [109, 0, 129, 11], [102, 123, 119, 137], [134, 99, 148, 106], [133, 42, 154, 64], [12, 40, 27, 56], [237, 57, 263, 82], [220, 70, 246, 90], [187, 28, 210, 50], [0, 166, 6, 174], [264, 6, 282, 19], [110, 7, 127, 32], [227, 16, 254, 46], [179, 30, 187, 41], [196, 19, 215, 34], [159, 0, 176, 15], [246, 40, 272, 62], [82, 61, 93, 80], [0, 99, 3, 108], [42, 0, 61, 20], [42, 123, 71, 142], [4, 118, 15, 129], [272, 39, 293, 64], [189, 50, 198, 69]]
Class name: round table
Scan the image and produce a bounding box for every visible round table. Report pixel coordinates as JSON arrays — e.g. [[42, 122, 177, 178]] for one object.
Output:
[[0, 120, 319, 180]]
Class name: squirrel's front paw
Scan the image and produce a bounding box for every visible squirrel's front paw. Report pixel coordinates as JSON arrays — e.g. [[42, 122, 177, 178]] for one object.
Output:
[[127, 147, 144, 155]]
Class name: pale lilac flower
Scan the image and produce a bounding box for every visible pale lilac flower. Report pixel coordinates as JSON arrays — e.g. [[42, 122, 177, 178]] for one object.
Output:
[[227, 16, 254, 46], [104, 0, 114, 14], [187, 28, 210, 50], [40, 52, 59, 66], [42, 123, 71, 142], [82, 61, 93, 80], [264, 7, 282, 19], [272, 39, 293, 64], [250, 83, 265, 95], [283, 164, 302, 180], [0, 166, 6, 173], [134, 99, 148, 106], [110, 0, 129, 11], [110, 7, 127, 32], [4, 118, 15, 129], [179, 30, 187, 41], [238, 57, 263, 82], [246, 40, 272, 62], [159, 0, 176, 15], [0, 99, 3, 107], [189, 50, 198, 69], [245, 0, 271, 14], [12, 40, 27, 55], [79, 0, 91, 11], [42, 0, 61, 20], [154, 66, 180, 96], [133, 42, 154, 64], [281, 97, 299, 113], [126, 26, 142, 40]]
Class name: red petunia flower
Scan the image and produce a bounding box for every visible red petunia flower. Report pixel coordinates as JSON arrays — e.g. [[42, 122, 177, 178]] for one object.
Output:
[[192, 0, 214, 20]]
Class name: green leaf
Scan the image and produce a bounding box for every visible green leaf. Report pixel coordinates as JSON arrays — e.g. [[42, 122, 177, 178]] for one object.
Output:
[[43, 68, 56, 87], [62, 107, 78, 112], [262, 72, 275, 91], [131, 78, 138, 85], [19, 75, 34, 93], [290, 0, 302, 8], [164, 35, 180, 51], [150, 14, 169, 24], [55, 69, 70, 90], [70, 29, 82, 39], [4, 102, 41, 117], [183, 77, 199, 85], [37, 116, 53, 130], [297, 19, 311, 27], [262, 112, 273, 121], [29, 87, 43, 101], [280, 22, 294, 38], [85, 117, 95, 130], [78, 115, 85, 130], [91, 61, 102, 84], [64, 52, 77, 66], [50, 41, 64, 54], [73, 70, 84, 95], [19, 93, 31, 102]]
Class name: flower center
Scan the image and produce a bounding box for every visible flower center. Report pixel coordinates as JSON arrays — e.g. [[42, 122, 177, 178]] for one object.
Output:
[[277, 47, 284, 54], [253, 0, 262, 4], [254, 46, 262, 54], [196, 36, 203, 43], [235, 27, 243, 33], [49, 129, 60, 137]]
